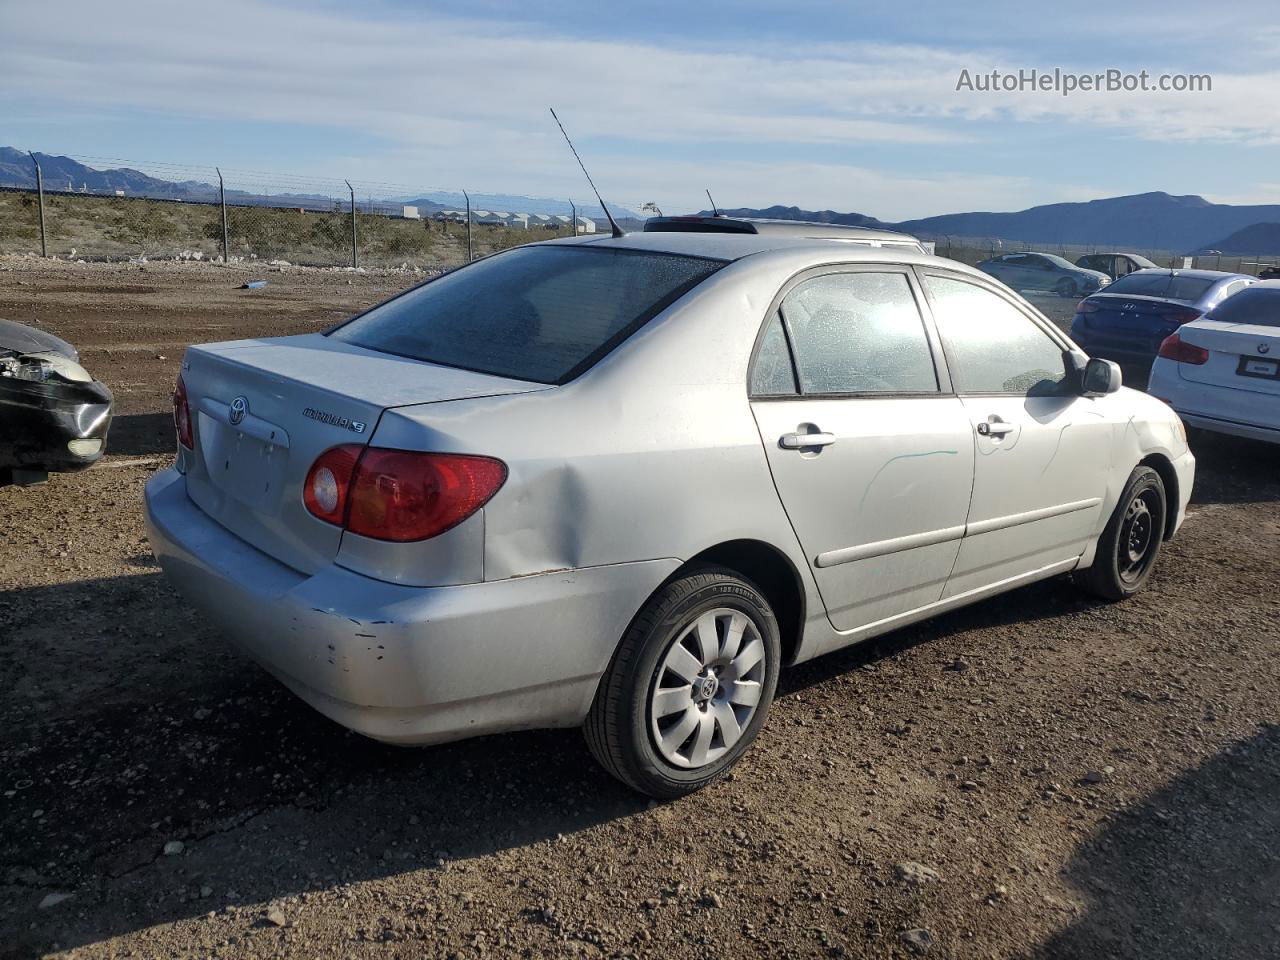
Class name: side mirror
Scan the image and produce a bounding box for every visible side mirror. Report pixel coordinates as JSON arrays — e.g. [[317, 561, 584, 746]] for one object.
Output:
[[1082, 357, 1122, 396]]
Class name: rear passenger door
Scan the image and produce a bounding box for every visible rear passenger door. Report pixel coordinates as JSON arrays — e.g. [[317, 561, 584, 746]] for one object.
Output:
[[749, 266, 975, 633], [917, 271, 1111, 596]]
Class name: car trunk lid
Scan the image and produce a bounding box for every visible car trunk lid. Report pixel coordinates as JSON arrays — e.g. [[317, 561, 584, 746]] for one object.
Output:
[[1076, 294, 1201, 353], [1177, 321, 1280, 396], [180, 334, 545, 574]]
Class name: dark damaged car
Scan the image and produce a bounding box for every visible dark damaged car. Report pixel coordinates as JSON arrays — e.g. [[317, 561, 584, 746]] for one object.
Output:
[[0, 319, 112, 487]]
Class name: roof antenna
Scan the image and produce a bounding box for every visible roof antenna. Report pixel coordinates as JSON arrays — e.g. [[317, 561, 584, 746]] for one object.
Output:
[[706, 189, 720, 217], [549, 107, 623, 238]]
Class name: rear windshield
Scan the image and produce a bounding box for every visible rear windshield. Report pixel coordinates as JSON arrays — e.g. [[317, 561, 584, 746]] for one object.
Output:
[[330, 246, 724, 384], [1104, 272, 1216, 302], [1206, 285, 1280, 327]]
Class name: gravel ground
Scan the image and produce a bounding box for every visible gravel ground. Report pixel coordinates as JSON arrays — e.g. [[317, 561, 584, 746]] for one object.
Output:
[[1, 257, 1278, 960]]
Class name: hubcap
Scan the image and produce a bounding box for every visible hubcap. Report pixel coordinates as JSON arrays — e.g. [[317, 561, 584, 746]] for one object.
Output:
[[648, 608, 766, 769]]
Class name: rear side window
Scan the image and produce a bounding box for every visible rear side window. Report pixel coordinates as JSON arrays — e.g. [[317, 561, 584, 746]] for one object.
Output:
[[750, 314, 798, 395], [331, 246, 723, 384], [1104, 272, 1216, 302], [1206, 285, 1280, 327], [777, 272, 938, 395], [924, 275, 1068, 395]]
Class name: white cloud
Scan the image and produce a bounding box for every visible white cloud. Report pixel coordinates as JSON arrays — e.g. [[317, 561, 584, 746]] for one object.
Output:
[[3, 0, 1279, 215]]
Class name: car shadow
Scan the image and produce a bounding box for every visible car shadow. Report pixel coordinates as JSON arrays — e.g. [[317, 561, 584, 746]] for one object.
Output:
[[1186, 428, 1280, 506], [1032, 724, 1280, 959], [105, 412, 176, 457], [0, 573, 654, 954], [0, 565, 1101, 955]]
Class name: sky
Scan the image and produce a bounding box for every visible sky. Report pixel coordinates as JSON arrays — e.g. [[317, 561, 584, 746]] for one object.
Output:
[[4, 0, 1280, 220]]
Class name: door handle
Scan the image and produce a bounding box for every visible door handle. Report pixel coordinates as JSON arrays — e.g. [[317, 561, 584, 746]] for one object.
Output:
[[976, 419, 1015, 437], [780, 431, 836, 449]]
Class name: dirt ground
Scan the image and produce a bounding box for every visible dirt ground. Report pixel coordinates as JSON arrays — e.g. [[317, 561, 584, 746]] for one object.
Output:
[[1, 256, 1278, 960]]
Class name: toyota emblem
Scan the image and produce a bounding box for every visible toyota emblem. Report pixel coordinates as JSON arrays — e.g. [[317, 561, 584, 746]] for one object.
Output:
[[229, 395, 248, 426], [1259, 343, 1271, 355]]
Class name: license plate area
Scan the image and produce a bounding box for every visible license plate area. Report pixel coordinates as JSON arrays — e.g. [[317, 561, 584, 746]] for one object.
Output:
[[197, 412, 289, 510], [1237, 356, 1280, 380]]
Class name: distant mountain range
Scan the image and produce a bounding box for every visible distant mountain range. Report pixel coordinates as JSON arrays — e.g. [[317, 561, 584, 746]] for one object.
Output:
[[701, 192, 1280, 253], [1198, 222, 1280, 255], [7, 148, 1280, 251], [0, 148, 639, 221]]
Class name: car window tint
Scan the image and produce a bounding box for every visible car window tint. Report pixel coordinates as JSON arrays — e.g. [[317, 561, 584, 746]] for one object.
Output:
[[750, 313, 798, 395], [780, 272, 937, 395], [1104, 272, 1216, 302], [1205, 285, 1280, 327], [331, 247, 723, 384], [925, 275, 1068, 395]]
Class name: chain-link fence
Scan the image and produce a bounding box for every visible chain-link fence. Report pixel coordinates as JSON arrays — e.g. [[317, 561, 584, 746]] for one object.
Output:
[[0, 153, 654, 269]]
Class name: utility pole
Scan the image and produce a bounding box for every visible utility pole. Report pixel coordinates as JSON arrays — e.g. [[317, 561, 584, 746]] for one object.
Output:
[[345, 180, 357, 268], [216, 167, 229, 263], [463, 190, 473, 262], [569, 199, 576, 237], [28, 151, 46, 258]]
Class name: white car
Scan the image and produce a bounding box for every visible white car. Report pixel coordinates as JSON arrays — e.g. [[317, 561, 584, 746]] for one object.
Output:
[[1149, 280, 1280, 444]]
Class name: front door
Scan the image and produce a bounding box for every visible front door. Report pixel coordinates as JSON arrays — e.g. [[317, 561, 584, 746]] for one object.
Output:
[[748, 267, 975, 632], [918, 271, 1112, 597]]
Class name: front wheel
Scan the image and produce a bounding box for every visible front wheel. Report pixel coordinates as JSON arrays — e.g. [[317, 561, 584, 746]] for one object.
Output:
[[584, 567, 781, 798], [1056, 277, 1078, 298], [1075, 466, 1167, 601]]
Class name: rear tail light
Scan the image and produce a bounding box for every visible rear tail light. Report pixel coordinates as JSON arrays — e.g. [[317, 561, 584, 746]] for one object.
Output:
[[172, 374, 194, 449], [1157, 333, 1209, 365], [303, 446, 507, 542], [1075, 300, 1101, 315], [1155, 304, 1202, 325], [303, 444, 362, 525]]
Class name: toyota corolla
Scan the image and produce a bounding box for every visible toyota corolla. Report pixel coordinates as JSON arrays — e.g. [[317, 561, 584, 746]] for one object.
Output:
[[145, 217, 1195, 797]]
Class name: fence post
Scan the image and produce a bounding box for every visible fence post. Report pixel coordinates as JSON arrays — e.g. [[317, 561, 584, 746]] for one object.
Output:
[[28, 151, 47, 258], [463, 190, 473, 262], [345, 180, 357, 268], [216, 166, 229, 263], [570, 200, 576, 237]]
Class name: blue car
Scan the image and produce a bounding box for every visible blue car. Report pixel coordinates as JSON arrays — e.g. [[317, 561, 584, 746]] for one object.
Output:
[[1070, 269, 1255, 367]]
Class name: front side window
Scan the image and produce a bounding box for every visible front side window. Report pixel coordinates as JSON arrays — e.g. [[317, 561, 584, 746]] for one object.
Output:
[[331, 246, 723, 384], [778, 272, 938, 395], [924, 275, 1068, 396]]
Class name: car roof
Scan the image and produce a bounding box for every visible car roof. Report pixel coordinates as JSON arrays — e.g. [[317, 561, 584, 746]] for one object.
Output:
[[642, 214, 921, 245], [1121, 267, 1253, 281], [541, 229, 974, 273]]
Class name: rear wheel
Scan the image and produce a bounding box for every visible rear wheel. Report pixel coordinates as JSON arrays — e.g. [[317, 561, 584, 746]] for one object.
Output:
[[1075, 466, 1167, 601], [584, 567, 780, 798]]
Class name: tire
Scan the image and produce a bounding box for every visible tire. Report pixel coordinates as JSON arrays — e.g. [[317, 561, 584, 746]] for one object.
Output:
[[1056, 277, 1078, 298], [584, 566, 781, 798], [1074, 466, 1167, 601]]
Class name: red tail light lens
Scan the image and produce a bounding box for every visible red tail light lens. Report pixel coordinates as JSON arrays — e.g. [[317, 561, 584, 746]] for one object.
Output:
[[1075, 300, 1101, 314], [172, 375, 194, 449], [303, 447, 507, 542], [1155, 304, 1202, 325], [1157, 333, 1209, 365], [303, 444, 362, 525]]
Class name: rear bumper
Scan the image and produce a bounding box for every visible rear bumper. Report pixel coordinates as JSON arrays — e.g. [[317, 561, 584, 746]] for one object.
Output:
[[144, 467, 678, 745], [1149, 360, 1280, 446]]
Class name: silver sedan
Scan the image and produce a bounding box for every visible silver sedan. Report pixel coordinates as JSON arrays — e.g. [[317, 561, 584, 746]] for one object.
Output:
[[145, 217, 1195, 797]]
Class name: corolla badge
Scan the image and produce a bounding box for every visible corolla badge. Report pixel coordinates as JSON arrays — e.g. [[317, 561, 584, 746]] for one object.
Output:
[[1259, 343, 1271, 355], [229, 395, 248, 426], [302, 406, 367, 434]]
